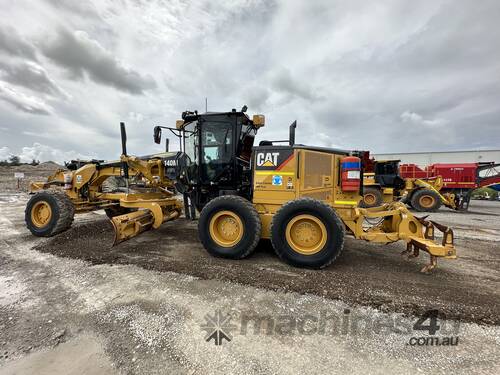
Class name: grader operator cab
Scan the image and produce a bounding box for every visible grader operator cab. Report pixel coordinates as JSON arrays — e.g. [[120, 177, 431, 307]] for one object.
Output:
[[153, 107, 261, 219], [26, 106, 456, 272]]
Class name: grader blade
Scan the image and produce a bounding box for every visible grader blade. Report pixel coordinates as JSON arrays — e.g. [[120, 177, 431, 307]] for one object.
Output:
[[110, 206, 181, 245], [110, 210, 155, 245]]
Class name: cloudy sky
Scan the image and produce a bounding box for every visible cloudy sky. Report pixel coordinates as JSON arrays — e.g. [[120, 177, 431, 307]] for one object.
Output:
[[0, 0, 499, 163]]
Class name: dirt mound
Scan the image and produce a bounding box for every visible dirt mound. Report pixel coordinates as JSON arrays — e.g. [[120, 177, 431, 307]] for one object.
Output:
[[0, 162, 64, 192], [0, 162, 63, 172]]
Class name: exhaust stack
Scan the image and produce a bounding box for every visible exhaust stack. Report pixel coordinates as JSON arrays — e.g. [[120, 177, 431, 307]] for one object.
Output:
[[289, 120, 297, 146]]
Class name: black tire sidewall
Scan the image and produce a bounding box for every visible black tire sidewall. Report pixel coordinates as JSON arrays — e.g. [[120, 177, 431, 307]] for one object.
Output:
[[198, 197, 260, 259], [271, 199, 344, 268], [361, 187, 383, 208], [411, 189, 442, 212], [25, 192, 61, 236]]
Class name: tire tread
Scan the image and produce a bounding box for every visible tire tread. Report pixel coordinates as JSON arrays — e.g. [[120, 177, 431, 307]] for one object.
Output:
[[25, 190, 75, 236], [199, 195, 261, 259], [270, 197, 345, 269], [410, 189, 442, 212]]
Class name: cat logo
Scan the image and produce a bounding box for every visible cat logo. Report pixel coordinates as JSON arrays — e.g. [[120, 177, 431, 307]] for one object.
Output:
[[256, 152, 279, 167]]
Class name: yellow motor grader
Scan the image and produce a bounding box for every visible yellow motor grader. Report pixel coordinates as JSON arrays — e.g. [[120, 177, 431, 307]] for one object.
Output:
[[26, 123, 183, 244], [26, 107, 456, 272]]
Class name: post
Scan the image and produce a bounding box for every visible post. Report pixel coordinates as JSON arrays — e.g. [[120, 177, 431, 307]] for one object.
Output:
[[14, 172, 24, 190]]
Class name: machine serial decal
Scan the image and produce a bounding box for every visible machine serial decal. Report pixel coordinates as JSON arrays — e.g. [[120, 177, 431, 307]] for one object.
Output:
[[164, 159, 177, 167]]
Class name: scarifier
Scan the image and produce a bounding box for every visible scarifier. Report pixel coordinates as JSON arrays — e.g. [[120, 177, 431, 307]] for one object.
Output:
[[26, 107, 456, 272]]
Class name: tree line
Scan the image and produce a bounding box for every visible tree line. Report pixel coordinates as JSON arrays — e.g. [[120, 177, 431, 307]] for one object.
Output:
[[0, 155, 40, 166]]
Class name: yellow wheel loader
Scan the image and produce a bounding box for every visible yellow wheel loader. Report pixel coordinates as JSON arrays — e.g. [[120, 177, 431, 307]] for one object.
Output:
[[362, 159, 457, 212], [26, 107, 456, 272]]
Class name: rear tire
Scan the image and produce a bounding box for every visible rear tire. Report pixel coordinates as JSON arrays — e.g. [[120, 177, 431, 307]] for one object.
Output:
[[198, 196, 261, 259], [411, 189, 442, 212], [270, 198, 345, 269], [25, 190, 75, 237], [360, 187, 383, 208]]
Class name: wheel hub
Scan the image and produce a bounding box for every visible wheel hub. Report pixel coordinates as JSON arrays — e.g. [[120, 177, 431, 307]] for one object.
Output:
[[420, 195, 435, 208], [285, 214, 327, 255], [209, 211, 244, 247], [364, 193, 376, 205], [31, 201, 52, 228], [220, 217, 238, 237]]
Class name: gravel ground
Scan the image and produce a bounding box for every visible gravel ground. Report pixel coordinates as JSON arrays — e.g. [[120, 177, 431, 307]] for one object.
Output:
[[0, 171, 499, 373], [28, 199, 500, 326]]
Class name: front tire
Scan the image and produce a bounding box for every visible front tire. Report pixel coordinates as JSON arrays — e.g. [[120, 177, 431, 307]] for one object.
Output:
[[411, 189, 442, 212], [25, 190, 75, 237], [270, 198, 345, 269], [360, 187, 383, 208], [198, 196, 261, 259]]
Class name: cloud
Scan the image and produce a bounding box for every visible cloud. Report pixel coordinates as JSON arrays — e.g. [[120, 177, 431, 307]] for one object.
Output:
[[128, 112, 144, 123], [400, 111, 448, 127], [2, 143, 79, 166], [0, 81, 52, 115], [41, 28, 157, 94], [1, 0, 499, 161], [18, 142, 92, 163], [0, 25, 37, 60], [0, 61, 66, 98], [271, 67, 320, 102], [44, 0, 100, 18], [0, 146, 11, 160]]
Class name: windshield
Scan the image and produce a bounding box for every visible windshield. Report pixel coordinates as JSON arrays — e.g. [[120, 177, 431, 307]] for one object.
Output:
[[201, 121, 233, 181], [202, 122, 232, 162], [183, 121, 197, 164]]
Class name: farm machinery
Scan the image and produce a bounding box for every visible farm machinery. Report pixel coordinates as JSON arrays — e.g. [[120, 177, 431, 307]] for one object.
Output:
[[25, 107, 456, 272]]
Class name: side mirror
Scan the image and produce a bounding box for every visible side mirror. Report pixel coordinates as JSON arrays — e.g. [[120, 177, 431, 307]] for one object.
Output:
[[165, 138, 169, 152], [153, 126, 161, 144]]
